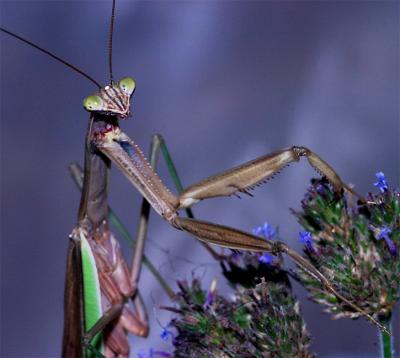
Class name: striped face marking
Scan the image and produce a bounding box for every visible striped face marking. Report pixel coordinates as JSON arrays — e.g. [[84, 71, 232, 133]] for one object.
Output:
[[83, 77, 136, 119]]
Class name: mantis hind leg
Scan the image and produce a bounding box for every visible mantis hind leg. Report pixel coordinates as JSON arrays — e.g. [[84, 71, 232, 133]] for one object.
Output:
[[171, 216, 390, 335]]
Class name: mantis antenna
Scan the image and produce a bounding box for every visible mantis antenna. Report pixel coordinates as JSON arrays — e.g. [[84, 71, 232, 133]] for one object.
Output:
[[108, 0, 116, 84], [2, 0, 119, 89], [0, 27, 102, 89]]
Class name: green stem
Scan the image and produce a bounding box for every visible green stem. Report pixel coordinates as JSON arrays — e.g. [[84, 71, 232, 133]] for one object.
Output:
[[379, 315, 393, 358], [158, 135, 194, 218], [157, 136, 222, 260]]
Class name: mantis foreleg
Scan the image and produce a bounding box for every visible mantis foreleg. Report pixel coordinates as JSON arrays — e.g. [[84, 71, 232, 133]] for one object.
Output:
[[178, 146, 365, 208], [69, 162, 175, 299]]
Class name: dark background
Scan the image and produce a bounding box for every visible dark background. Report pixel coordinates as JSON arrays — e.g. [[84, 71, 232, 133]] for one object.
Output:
[[1, 1, 399, 357]]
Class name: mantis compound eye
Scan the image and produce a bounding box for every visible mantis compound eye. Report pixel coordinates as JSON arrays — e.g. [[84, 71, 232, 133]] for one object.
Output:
[[119, 77, 136, 95], [83, 95, 104, 111]]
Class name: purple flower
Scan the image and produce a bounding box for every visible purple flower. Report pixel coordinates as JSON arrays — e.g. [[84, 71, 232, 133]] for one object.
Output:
[[259, 253, 274, 265], [204, 290, 214, 307], [253, 222, 277, 264], [376, 226, 397, 256], [316, 183, 325, 195], [252, 222, 276, 239], [373, 172, 389, 193], [160, 327, 173, 341], [203, 279, 217, 308], [299, 231, 314, 251]]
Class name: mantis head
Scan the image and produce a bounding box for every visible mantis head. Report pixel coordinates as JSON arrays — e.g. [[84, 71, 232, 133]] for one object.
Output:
[[83, 77, 136, 119]]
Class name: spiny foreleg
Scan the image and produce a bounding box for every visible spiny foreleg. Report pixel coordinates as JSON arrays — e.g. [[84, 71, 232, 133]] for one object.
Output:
[[178, 146, 364, 208]]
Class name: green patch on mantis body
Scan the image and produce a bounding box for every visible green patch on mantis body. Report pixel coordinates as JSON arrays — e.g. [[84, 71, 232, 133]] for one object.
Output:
[[80, 235, 104, 357]]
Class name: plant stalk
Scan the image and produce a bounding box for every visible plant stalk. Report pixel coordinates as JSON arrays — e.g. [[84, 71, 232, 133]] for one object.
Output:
[[379, 314, 393, 358]]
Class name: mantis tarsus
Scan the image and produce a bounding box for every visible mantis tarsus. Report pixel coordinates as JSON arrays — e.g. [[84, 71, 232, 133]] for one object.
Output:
[[0, 1, 394, 356]]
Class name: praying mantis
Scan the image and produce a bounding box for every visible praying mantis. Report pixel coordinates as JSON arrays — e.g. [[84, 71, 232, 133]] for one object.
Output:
[[1, 1, 398, 357]]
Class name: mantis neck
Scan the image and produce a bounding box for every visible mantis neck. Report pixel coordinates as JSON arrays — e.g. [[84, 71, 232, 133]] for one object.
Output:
[[78, 115, 112, 230]]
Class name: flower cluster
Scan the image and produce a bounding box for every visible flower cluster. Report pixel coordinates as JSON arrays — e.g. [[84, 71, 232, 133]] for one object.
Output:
[[160, 172, 397, 356], [167, 276, 313, 357], [292, 174, 400, 319]]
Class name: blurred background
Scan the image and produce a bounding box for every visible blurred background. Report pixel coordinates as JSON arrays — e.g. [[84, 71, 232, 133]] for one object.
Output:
[[1, 1, 399, 357]]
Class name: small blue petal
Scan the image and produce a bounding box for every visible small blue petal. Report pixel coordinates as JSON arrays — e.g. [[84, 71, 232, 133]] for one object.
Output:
[[377, 226, 392, 240], [385, 237, 397, 256], [203, 280, 217, 308], [376, 226, 397, 256], [259, 253, 274, 265], [203, 290, 214, 307], [299, 231, 312, 244], [160, 328, 173, 341], [299, 231, 314, 251], [252, 226, 263, 236], [262, 222, 276, 239], [316, 184, 325, 195], [373, 172, 389, 193], [252, 222, 276, 239]]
